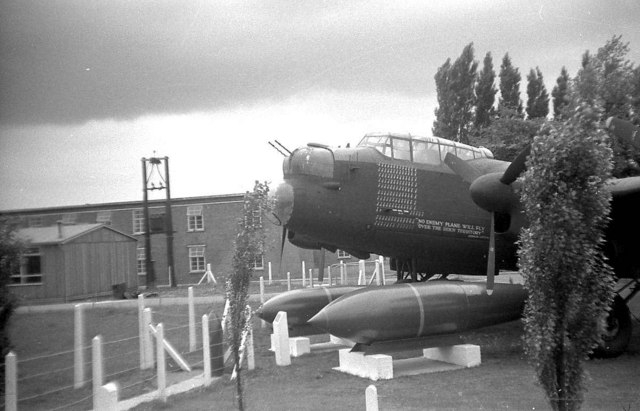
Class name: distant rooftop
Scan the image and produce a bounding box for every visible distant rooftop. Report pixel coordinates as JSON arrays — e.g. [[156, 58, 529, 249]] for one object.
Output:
[[17, 223, 136, 245]]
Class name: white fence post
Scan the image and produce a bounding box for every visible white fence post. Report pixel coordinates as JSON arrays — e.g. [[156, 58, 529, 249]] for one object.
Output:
[[143, 308, 154, 368], [188, 287, 196, 352], [358, 260, 366, 285], [92, 335, 104, 410], [5, 351, 16, 411], [379, 256, 386, 285], [273, 311, 291, 366], [287, 272, 291, 291], [302, 261, 306, 287], [340, 261, 346, 285], [268, 261, 272, 285], [222, 298, 230, 333], [138, 294, 145, 369], [366, 385, 379, 411], [74, 303, 86, 388], [95, 382, 119, 411], [202, 314, 212, 386], [328, 266, 332, 285], [247, 327, 255, 371], [309, 269, 314, 288], [260, 276, 266, 328], [375, 260, 381, 286], [156, 323, 167, 402]]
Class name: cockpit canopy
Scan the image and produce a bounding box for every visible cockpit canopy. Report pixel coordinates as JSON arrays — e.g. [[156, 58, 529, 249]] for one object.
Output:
[[358, 133, 493, 166], [284, 145, 334, 178]]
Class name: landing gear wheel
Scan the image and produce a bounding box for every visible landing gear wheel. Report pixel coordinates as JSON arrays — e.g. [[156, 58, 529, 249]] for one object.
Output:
[[592, 295, 632, 358]]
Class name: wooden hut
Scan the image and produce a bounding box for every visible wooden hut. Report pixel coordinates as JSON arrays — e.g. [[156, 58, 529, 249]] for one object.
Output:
[[12, 223, 138, 303]]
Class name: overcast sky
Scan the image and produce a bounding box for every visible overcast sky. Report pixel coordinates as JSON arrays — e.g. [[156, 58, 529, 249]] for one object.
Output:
[[1, 0, 639, 211]]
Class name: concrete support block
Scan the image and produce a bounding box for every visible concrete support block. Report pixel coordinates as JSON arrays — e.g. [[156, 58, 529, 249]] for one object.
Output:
[[423, 344, 481, 368], [95, 382, 119, 411], [336, 349, 393, 381], [289, 337, 310, 357]]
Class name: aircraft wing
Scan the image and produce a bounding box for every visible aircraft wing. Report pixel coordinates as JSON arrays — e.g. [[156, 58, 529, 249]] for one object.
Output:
[[609, 176, 640, 198]]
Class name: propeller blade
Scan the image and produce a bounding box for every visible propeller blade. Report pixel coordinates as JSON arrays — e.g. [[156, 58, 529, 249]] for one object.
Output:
[[500, 145, 531, 185], [279, 227, 287, 275], [486, 213, 496, 295], [318, 250, 325, 283], [444, 152, 482, 184]]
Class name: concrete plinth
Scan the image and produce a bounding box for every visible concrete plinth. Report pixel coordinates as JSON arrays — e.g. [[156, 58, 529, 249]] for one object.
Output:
[[270, 335, 311, 357], [423, 344, 481, 367], [334, 349, 393, 381], [334, 344, 481, 381], [289, 337, 311, 357]]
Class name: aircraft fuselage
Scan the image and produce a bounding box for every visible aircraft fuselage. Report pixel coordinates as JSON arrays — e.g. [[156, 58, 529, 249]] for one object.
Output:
[[277, 136, 519, 277]]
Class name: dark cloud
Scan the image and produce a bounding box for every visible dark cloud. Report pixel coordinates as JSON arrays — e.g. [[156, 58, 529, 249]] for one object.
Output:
[[1, 0, 639, 125]]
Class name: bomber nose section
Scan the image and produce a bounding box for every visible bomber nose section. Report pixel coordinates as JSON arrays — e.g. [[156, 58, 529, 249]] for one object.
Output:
[[274, 182, 294, 226]]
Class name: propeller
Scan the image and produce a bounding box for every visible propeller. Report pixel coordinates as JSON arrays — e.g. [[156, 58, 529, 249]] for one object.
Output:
[[279, 226, 287, 276], [446, 145, 530, 295], [318, 250, 326, 283], [444, 152, 482, 184], [486, 214, 496, 295], [500, 145, 530, 185]]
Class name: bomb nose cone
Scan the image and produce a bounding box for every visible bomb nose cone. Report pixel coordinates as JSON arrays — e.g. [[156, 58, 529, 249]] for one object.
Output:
[[275, 182, 294, 226], [307, 309, 328, 330]]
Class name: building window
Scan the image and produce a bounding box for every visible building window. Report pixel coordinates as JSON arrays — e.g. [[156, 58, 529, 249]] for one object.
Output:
[[187, 206, 204, 231], [97, 211, 112, 225], [62, 213, 77, 224], [188, 245, 206, 272], [11, 248, 42, 285], [137, 248, 146, 276], [252, 254, 264, 270], [28, 216, 43, 227], [132, 209, 144, 234], [337, 250, 351, 259]]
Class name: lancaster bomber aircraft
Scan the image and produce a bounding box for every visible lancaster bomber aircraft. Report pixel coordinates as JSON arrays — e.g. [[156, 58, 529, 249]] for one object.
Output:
[[263, 118, 640, 357]]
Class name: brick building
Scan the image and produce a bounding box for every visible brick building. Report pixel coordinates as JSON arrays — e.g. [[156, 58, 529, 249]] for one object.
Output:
[[2, 194, 360, 302]]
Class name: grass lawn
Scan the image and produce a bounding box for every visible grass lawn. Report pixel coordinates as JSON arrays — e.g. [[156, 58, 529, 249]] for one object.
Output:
[[9, 284, 640, 411], [131, 301, 640, 411]]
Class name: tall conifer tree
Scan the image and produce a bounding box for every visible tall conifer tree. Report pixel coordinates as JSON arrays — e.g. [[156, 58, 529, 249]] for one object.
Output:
[[432, 43, 478, 144], [475, 52, 497, 129], [552, 66, 570, 119], [498, 53, 523, 116], [526, 67, 549, 119]]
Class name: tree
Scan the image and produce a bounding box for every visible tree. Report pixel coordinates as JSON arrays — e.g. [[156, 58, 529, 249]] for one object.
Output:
[[433, 43, 478, 144], [518, 103, 616, 411], [474, 52, 497, 129], [573, 35, 640, 177], [632, 66, 640, 123], [225, 181, 270, 411], [526, 67, 550, 119], [433, 58, 455, 140], [498, 53, 523, 116], [0, 219, 21, 392], [474, 112, 543, 161], [552, 67, 571, 119]]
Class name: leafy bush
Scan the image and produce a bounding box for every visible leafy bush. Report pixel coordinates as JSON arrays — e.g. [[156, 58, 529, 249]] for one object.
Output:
[[518, 103, 616, 410]]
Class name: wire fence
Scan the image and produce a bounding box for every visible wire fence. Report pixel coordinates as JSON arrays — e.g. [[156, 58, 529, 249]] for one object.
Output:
[[7, 260, 385, 410], [8, 296, 228, 411]]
